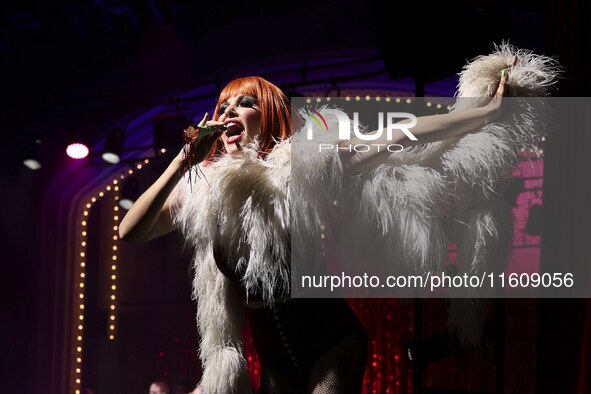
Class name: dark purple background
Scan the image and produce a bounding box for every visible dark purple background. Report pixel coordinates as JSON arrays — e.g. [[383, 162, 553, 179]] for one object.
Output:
[[1, 1, 590, 393]]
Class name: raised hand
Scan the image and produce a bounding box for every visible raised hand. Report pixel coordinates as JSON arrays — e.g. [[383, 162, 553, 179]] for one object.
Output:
[[482, 54, 518, 122], [493, 54, 518, 98], [181, 112, 224, 165]]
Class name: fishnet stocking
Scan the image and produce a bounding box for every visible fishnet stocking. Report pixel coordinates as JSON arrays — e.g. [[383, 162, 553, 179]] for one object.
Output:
[[308, 330, 367, 394]]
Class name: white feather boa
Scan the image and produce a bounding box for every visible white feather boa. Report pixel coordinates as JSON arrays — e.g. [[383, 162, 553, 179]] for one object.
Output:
[[171, 140, 292, 394], [170, 43, 559, 392]]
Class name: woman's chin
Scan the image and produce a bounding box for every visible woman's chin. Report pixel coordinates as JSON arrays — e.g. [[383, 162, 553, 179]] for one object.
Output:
[[224, 143, 242, 156]]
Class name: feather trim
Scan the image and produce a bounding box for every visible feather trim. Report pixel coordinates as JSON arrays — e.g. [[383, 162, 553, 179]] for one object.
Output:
[[170, 141, 292, 393], [169, 43, 561, 390]]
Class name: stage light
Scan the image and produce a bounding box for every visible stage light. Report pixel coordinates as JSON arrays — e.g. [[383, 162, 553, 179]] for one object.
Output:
[[102, 127, 126, 164], [23, 158, 41, 170], [67, 143, 89, 159], [23, 138, 44, 170], [119, 177, 139, 210]]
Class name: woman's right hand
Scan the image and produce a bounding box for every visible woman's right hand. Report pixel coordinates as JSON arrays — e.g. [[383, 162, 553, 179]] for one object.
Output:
[[177, 112, 225, 164]]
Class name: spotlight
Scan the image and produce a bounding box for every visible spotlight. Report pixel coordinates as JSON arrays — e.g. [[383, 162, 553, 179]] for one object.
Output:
[[102, 127, 126, 164], [119, 177, 139, 210], [67, 143, 90, 159], [23, 138, 44, 170], [66, 128, 92, 160], [23, 159, 41, 170]]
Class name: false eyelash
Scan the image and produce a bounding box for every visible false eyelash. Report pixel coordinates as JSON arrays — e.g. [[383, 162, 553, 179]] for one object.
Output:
[[217, 97, 258, 115]]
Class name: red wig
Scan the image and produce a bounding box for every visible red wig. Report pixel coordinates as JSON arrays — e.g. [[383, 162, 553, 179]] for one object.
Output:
[[207, 76, 293, 160]]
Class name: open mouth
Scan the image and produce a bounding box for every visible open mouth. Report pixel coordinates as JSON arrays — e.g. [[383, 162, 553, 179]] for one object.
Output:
[[224, 121, 245, 144]]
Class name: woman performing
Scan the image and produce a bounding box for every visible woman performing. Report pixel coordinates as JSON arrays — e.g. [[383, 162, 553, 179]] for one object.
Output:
[[119, 44, 558, 393]]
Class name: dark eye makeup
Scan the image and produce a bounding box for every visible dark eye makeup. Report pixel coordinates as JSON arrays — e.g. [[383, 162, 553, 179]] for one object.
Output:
[[240, 97, 257, 107], [217, 95, 258, 115]]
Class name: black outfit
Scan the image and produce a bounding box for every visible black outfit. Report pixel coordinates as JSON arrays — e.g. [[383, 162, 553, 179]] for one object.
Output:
[[214, 244, 368, 393], [246, 298, 367, 393]]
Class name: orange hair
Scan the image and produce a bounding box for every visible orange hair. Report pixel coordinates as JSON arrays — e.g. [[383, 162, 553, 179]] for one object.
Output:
[[207, 76, 292, 160]]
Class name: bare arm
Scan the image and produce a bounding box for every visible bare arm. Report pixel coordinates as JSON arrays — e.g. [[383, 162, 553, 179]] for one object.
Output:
[[339, 102, 500, 174], [340, 58, 515, 174], [119, 113, 223, 244], [118, 151, 185, 243]]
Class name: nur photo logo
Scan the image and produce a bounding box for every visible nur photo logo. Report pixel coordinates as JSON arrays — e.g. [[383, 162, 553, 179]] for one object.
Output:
[[302, 106, 419, 152]]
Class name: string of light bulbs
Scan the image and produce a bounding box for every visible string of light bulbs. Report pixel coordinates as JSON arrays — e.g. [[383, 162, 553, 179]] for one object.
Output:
[[72, 154, 155, 394]]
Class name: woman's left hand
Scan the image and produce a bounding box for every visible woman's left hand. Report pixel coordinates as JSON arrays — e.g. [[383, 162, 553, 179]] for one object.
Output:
[[485, 55, 518, 121], [493, 54, 517, 98]]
